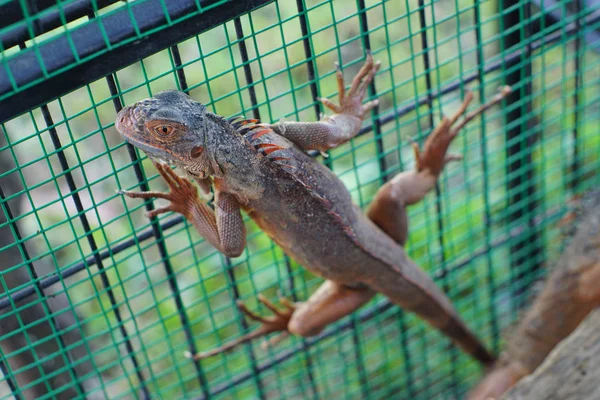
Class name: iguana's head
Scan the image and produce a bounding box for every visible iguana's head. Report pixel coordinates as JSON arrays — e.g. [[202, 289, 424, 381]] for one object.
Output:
[[116, 90, 233, 179]]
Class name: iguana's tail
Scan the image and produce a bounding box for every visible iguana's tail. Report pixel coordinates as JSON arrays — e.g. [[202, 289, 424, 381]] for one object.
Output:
[[367, 254, 495, 366]]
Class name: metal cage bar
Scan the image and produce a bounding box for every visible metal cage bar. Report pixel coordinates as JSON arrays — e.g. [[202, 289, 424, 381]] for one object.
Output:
[[415, 0, 458, 394], [501, 0, 543, 313], [0, 358, 21, 400]]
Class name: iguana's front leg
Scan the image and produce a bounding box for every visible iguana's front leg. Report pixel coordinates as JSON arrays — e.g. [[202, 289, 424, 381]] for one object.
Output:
[[266, 53, 381, 152], [120, 162, 246, 258]]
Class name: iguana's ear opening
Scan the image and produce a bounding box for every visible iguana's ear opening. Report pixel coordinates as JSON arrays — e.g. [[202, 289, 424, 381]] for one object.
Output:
[[191, 145, 204, 158]]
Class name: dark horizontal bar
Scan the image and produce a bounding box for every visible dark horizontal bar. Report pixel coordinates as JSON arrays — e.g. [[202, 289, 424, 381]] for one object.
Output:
[[0, 9, 586, 308], [2, 3, 598, 125], [0, 0, 57, 30], [1, 0, 125, 50], [0, 0, 275, 123]]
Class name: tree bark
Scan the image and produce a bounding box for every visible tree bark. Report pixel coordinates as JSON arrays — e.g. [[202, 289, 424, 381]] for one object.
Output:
[[503, 308, 600, 400]]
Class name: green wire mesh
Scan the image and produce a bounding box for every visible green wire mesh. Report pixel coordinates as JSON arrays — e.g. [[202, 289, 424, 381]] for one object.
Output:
[[1, 0, 599, 399]]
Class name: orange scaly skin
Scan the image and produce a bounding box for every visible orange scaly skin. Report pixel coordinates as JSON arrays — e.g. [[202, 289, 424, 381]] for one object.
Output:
[[116, 54, 510, 364], [468, 191, 600, 400]]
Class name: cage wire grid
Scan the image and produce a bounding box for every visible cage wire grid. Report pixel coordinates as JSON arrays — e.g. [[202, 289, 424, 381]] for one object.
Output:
[[0, 0, 599, 398]]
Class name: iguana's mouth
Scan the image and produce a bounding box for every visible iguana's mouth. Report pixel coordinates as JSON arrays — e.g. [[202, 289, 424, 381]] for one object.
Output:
[[115, 105, 179, 164], [115, 105, 134, 134]]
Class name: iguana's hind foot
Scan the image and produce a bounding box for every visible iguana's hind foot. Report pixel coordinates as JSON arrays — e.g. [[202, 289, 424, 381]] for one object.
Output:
[[185, 294, 295, 360], [414, 86, 511, 177], [367, 86, 512, 243], [186, 282, 375, 360]]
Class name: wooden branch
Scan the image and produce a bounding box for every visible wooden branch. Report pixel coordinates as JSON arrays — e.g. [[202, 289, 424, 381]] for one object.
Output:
[[503, 308, 600, 400]]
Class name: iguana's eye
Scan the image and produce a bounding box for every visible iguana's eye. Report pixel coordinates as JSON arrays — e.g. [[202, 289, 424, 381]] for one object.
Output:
[[155, 125, 174, 136], [146, 121, 178, 137]]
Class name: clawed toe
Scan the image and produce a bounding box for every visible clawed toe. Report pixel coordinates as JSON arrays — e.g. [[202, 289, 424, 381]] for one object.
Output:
[[118, 188, 170, 200], [118, 162, 200, 219], [237, 295, 295, 334], [145, 205, 173, 219]]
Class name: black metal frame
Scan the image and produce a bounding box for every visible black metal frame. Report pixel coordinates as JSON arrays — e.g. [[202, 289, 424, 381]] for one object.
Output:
[[0, 0, 595, 398], [0, 0, 274, 123]]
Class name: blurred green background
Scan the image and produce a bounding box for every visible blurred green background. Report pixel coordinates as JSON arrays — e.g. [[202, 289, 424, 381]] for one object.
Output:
[[1, 0, 599, 398]]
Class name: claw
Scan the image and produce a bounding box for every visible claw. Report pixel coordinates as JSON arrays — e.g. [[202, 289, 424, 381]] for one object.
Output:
[[258, 294, 287, 318], [444, 154, 463, 164], [318, 97, 342, 114], [119, 188, 171, 200], [334, 62, 345, 100], [362, 99, 379, 113], [348, 53, 375, 97], [260, 331, 290, 350], [450, 86, 511, 134], [236, 300, 268, 323], [279, 296, 296, 311], [146, 205, 173, 219], [357, 61, 381, 98], [324, 54, 380, 122]]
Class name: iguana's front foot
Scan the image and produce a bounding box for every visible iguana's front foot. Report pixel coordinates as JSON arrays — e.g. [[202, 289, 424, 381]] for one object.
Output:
[[319, 53, 381, 120], [120, 161, 247, 257], [267, 53, 381, 152], [186, 294, 296, 360], [119, 161, 199, 219]]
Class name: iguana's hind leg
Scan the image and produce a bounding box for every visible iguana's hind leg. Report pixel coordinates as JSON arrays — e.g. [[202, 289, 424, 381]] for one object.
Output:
[[367, 87, 511, 244], [187, 282, 375, 360]]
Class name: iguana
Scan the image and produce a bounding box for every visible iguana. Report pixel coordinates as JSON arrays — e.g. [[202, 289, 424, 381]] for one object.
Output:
[[468, 190, 600, 399], [116, 54, 510, 364]]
